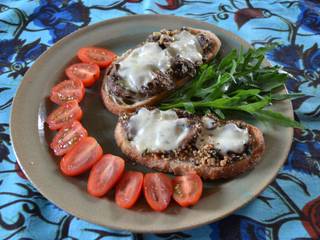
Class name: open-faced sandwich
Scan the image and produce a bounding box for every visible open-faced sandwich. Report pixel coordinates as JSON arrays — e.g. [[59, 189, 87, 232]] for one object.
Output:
[[115, 108, 265, 180], [102, 27, 267, 180], [101, 27, 221, 115]]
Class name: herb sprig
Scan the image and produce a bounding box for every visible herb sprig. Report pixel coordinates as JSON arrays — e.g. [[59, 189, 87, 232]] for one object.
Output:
[[160, 46, 303, 128]]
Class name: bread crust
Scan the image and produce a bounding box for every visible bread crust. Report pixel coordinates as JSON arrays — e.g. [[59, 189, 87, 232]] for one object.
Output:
[[101, 28, 221, 115], [114, 118, 265, 180]]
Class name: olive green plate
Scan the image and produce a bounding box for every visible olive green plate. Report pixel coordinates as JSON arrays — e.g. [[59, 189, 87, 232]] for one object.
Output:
[[10, 15, 293, 233]]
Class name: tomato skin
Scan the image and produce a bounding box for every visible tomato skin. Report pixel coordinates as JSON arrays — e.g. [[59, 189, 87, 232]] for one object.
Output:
[[50, 121, 88, 156], [60, 137, 103, 176], [46, 100, 83, 130], [172, 174, 203, 207], [77, 47, 116, 68], [50, 79, 85, 105], [65, 63, 100, 87], [143, 173, 173, 212], [87, 154, 125, 197], [115, 171, 144, 209]]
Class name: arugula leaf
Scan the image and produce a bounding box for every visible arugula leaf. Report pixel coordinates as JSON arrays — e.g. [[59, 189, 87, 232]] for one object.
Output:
[[218, 49, 237, 70], [213, 109, 225, 119], [253, 110, 303, 128], [256, 71, 288, 92], [230, 89, 261, 98], [231, 97, 271, 113], [271, 93, 305, 101]]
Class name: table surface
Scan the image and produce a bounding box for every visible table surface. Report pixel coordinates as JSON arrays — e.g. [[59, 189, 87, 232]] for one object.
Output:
[[0, 0, 319, 239]]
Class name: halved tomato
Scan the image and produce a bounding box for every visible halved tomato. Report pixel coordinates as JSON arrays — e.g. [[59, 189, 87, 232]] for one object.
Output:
[[77, 47, 116, 68], [60, 137, 103, 176], [87, 154, 125, 197], [50, 79, 85, 105], [115, 171, 144, 209], [46, 100, 82, 130], [172, 174, 203, 207], [50, 121, 88, 156], [143, 173, 173, 212], [65, 63, 100, 87]]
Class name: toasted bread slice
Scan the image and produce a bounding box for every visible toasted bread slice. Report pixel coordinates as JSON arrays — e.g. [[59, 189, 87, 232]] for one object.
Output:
[[114, 109, 265, 180], [101, 27, 221, 115]]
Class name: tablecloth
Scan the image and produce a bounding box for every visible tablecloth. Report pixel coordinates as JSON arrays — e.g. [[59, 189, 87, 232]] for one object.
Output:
[[0, 0, 319, 239]]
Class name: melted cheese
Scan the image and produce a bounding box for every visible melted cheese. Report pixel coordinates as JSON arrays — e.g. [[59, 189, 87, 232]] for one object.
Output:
[[118, 30, 203, 92], [169, 30, 203, 62], [197, 122, 249, 154], [127, 108, 190, 153], [118, 42, 172, 92], [202, 116, 215, 129]]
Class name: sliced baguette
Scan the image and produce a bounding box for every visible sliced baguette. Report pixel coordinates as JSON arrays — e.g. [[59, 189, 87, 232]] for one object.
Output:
[[114, 110, 265, 180], [101, 27, 221, 115]]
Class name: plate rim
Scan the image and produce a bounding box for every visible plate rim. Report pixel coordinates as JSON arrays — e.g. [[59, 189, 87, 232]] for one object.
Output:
[[10, 14, 294, 233]]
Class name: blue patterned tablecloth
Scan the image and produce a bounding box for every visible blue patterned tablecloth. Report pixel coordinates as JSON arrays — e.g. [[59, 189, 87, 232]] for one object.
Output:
[[0, 0, 319, 239]]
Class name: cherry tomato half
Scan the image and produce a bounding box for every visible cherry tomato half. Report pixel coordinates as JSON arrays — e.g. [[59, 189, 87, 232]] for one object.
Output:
[[50, 79, 85, 105], [50, 121, 88, 156], [60, 137, 103, 176], [115, 171, 144, 209], [65, 63, 100, 87], [46, 100, 83, 130], [143, 173, 173, 212], [77, 47, 116, 68], [172, 174, 203, 207], [87, 154, 125, 197]]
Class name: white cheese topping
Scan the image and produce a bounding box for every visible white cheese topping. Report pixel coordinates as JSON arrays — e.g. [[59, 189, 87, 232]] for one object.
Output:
[[197, 122, 249, 155], [169, 30, 203, 62], [202, 116, 215, 129], [118, 30, 203, 92], [118, 42, 172, 92], [127, 108, 190, 153]]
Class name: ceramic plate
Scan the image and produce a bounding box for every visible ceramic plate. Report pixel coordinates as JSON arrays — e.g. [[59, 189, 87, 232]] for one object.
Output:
[[10, 15, 293, 233]]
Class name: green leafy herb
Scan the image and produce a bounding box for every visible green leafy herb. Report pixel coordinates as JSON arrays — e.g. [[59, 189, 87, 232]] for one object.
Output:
[[160, 45, 303, 128], [253, 110, 303, 128]]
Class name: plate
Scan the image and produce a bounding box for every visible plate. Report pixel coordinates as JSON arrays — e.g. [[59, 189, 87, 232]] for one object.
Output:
[[10, 15, 293, 233]]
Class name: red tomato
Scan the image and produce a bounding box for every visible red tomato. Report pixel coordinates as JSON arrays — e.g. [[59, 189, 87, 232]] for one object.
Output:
[[60, 137, 103, 176], [143, 173, 173, 212], [50, 121, 88, 156], [77, 47, 116, 68], [65, 63, 100, 87], [46, 100, 83, 130], [87, 154, 125, 197], [115, 171, 144, 209], [172, 174, 203, 207], [50, 79, 85, 105]]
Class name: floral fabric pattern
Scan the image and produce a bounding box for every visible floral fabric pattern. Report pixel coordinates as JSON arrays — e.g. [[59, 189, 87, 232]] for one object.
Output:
[[0, 0, 319, 239]]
